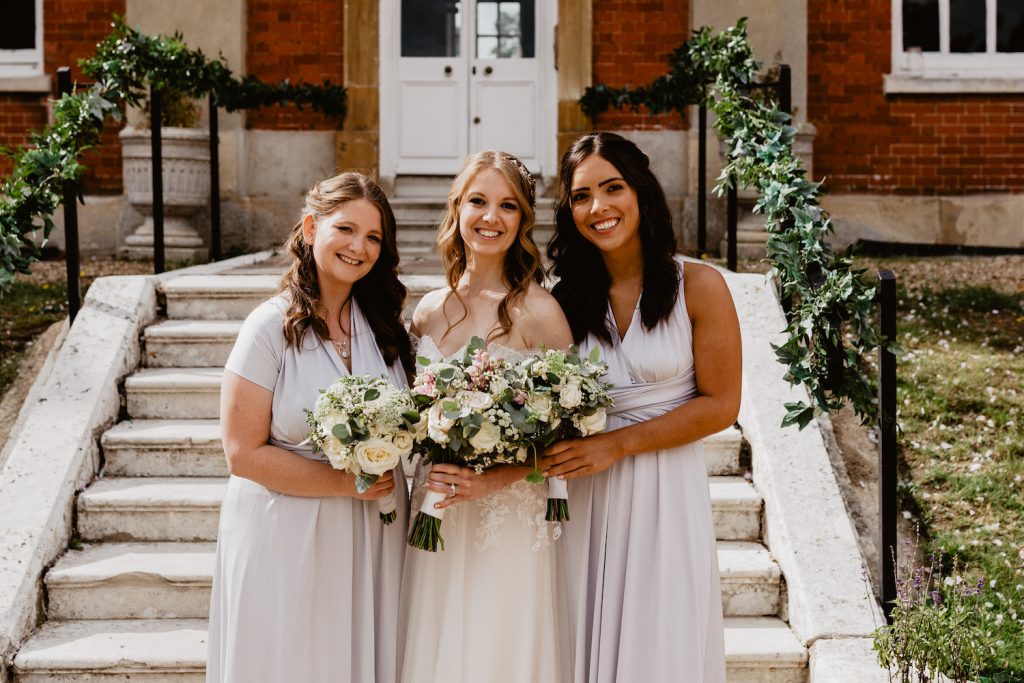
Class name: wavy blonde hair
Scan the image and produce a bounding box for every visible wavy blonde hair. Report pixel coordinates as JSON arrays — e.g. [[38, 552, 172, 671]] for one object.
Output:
[[436, 151, 543, 343], [280, 172, 413, 374]]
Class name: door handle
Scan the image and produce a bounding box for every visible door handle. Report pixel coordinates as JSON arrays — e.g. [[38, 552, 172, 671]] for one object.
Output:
[[484, 66, 493, 76], [444, 65, 453, 76], [473, 116, 481, 124]]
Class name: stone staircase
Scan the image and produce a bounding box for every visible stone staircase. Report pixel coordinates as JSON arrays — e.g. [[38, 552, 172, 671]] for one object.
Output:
[[12, 243, 808, 680]]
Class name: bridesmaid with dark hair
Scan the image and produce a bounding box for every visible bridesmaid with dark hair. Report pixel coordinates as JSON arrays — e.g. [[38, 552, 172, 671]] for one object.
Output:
[[208, 172, 414, 683], [544, 132, 741, 682]]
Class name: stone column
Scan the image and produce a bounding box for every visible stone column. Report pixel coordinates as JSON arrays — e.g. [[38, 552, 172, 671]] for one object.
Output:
[[556, 0, 592, 187], [336, 0, 380, 181]]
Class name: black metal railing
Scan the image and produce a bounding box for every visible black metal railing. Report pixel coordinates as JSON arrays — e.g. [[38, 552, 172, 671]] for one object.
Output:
[[697, 64, 792, 271], [877, 269, 898, 623], [56, 67, 82, 323]]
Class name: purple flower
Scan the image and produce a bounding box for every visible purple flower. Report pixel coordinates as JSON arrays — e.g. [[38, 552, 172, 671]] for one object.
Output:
[[931, 591, 943, 607], [913, 567, 923, 590]]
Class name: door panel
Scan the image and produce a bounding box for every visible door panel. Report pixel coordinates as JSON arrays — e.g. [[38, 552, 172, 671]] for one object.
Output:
[[473, 79, 536, 160]]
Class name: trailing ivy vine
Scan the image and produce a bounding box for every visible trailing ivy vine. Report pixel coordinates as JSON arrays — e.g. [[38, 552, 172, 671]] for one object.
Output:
[[0, 17, 347, 291], [580, 20, 884, 428]]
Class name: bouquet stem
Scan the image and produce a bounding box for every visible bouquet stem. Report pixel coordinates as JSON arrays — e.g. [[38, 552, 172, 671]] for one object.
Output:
[[545, 476, 570, 522], [378, 490, 398, 525], [408, 489, 446, 551]]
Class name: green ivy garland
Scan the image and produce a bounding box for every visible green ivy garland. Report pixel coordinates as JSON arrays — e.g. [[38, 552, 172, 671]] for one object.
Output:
[[0, 17, 347, 291], [580, 20, 884, 428]]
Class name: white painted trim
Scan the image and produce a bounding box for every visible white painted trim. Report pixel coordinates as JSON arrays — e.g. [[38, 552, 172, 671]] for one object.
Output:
[[0, 0, 44, 78], [379, 0, 558, 182], [890, 0, 1024, 88]]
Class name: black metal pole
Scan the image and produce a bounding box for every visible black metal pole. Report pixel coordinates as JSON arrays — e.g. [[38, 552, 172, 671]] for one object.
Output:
[[150, 85, 165, 274], [726, 181, 737, 271], [209, 94, 221, 261], [877, 269, 898, 624], [780, 64, 792, 116], [697, 101, 707, 256], [57, 67, 82, 323]]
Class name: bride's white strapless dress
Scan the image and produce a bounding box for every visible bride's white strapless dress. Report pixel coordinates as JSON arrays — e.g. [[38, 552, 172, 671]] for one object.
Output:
[[397, 336, 568, 683]]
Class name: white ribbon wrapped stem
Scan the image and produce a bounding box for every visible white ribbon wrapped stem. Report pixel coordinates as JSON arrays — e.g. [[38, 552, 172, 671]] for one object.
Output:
[[547, 477, 568, 500]]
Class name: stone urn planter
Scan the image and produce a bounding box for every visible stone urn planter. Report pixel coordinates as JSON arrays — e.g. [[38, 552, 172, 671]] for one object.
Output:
[[120, 125, 211, 262]]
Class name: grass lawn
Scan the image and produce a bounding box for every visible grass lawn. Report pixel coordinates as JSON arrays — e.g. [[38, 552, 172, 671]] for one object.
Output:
[[858, 255, 1024, 677]]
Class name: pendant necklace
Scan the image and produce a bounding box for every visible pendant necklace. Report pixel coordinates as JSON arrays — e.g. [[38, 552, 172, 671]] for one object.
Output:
[[330, 298, 352, 359]]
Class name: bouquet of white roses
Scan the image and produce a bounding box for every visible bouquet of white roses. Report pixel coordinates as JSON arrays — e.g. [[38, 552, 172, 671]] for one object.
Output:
[[407, 337, 536, 551], [305, 375, 418, 524], [517, 345, 613, 521]]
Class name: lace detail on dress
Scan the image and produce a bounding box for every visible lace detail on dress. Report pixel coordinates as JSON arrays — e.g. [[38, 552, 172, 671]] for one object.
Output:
[[474, 480, 559, 553]]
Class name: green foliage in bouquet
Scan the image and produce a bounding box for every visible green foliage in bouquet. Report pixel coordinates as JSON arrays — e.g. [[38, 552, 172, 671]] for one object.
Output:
[[0, 16, 347, 293], [578, 19, 886, 430]]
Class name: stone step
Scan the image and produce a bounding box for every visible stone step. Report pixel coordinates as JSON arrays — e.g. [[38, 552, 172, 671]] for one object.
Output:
[[46, 543, 216, 620], [144, 320, 243, 368], [43, 539, 778, 621], [76, 476, 761, 543], [78, 478, 225, 542], [102, 420, 744, 479], [12, 617, 803, 681], [163, 274, 447, 321], [102, 420, 224, 477], [125, 368, 223, 420], [12, 619, 207, 682]]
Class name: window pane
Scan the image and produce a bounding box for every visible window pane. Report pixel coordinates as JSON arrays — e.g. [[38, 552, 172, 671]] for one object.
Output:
[[950, 0, 986, 52], [997, 0, 1024, 52], [477, 35, 499, 59], [0, 0, 35, 50], [402, 0, 461, 57], [477, 1, 498, 34], [497, 36, 522, 58], [903, 0, 939, 52]]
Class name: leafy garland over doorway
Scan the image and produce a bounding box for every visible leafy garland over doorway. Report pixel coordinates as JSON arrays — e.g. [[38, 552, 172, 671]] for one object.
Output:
[[0, 18, 347, 291], [579, 20, 884, 428]]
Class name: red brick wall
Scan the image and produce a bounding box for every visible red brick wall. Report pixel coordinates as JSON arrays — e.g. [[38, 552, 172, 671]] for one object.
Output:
[[0, 0, 124, 192], [246, 0, 344, 130], [591, 1, 689, 130], [808, 0, 1024, 194]]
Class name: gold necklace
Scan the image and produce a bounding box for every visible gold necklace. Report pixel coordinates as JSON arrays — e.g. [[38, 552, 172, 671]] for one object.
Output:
[[329, 298, 351, 359]]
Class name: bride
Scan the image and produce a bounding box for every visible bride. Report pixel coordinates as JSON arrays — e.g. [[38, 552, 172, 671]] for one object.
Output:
[[398, 150, 573, 683]]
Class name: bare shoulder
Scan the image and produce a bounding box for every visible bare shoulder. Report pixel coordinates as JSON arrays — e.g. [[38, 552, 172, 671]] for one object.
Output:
[[411, 287, 451, 333], [681, 260, 737, 321], [519, 282, 573, 349]]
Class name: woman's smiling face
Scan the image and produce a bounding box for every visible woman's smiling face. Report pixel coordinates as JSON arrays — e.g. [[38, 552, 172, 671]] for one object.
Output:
[[302, 198, 383, 289], [569, 154, 642, 257], [457, 167, 522, 258]]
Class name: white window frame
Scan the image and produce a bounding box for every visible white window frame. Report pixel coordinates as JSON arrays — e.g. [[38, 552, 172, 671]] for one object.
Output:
[[886, 0, 1024, 93], [0, 0, 44, 78]]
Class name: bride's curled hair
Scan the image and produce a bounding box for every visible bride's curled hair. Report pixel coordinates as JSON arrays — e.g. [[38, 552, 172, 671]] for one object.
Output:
[[280, 172, 414, 376], [436, 151, 543, 343]]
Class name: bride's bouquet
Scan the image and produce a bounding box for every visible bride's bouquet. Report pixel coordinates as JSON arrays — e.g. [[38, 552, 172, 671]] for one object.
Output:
[[407, 337, 534, 551], [517, 346, 614, 521], [305, 375, 418, 524]]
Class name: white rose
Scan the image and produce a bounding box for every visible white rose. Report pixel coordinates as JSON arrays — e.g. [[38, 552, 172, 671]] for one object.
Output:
[[468, 420, 502, 453], [527, 392, 553, 421], [427, 403, 454, 443], [392, 430, 414, 456], [577, 409, 607, 436], [412, 413, 429, 441], [354, 438, 401, 475], [321, 436, 349, 468], [489, 376, 509, 394], [558, 381, 583, 409], [466, 390, 493, 411]]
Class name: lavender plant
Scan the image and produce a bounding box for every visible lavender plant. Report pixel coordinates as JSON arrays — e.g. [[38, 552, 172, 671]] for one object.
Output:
[[872, 539, 1002, 683]]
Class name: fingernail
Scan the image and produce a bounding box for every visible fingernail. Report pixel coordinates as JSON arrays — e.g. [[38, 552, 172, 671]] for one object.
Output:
[[558, 475, 566, 480]]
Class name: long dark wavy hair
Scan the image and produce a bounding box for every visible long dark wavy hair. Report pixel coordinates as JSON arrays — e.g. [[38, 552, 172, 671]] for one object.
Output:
[[280, 172, 414, 376], [548, 132, 679, 345], [437, 150, 544, 344]]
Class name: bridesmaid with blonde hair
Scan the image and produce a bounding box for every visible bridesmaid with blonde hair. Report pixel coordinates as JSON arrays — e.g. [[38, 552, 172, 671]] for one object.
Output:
[[208, 172, 414, 683]]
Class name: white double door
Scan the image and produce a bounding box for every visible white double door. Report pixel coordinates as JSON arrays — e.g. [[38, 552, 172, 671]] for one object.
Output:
[[391, 0, 549, 175]]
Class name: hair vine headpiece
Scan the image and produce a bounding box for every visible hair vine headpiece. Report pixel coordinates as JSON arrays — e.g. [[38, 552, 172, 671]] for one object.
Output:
[[501, 152, 536, 208]]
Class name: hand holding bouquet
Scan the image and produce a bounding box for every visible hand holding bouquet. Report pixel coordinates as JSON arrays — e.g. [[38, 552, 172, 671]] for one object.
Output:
[[517, 345, 613, 521], [305, 375, 419, 524]]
